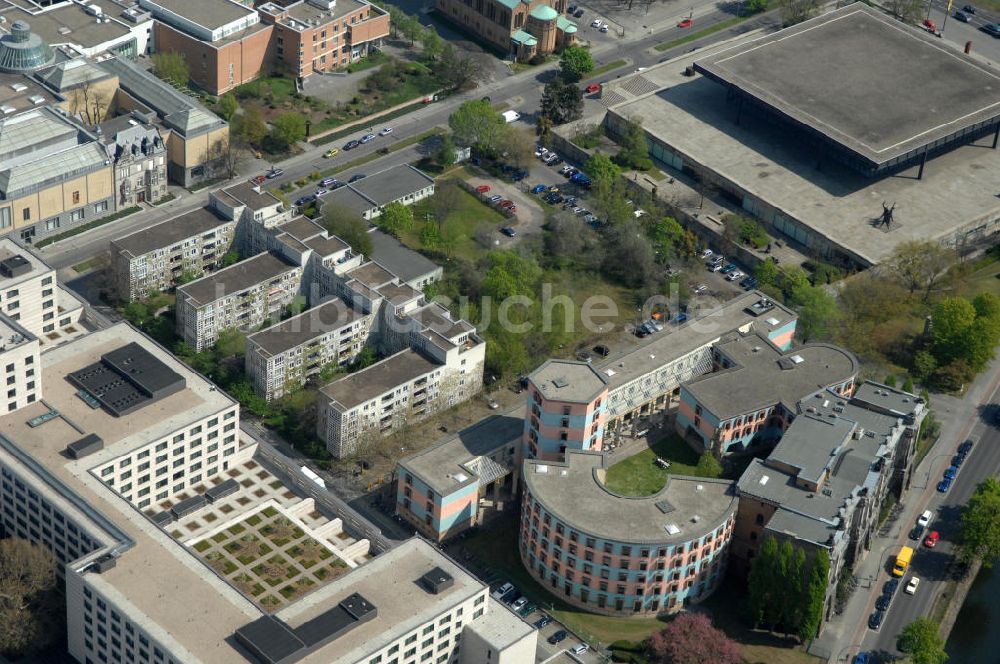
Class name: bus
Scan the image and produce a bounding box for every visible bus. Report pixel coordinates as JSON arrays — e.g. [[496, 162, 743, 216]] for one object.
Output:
[[892, 546, 914, 577]]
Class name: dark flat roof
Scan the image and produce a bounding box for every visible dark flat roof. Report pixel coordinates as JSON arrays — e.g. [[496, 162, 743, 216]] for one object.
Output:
[[112, 207, 232, 257], [67, 342, 186, 417], [178, 252, 297, 306], [320, 349, 438, 410], [368, 229, 440, 285], [694, 4, 1000, 173], [247, 298, 366, 356]]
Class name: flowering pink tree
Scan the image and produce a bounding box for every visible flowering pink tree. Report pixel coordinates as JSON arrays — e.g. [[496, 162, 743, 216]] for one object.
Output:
[[647, 613, 741, 664]]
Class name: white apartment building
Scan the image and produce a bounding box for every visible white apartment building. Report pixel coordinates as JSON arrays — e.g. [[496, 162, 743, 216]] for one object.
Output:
[[245, 298, 374, 401], [110, 206, 237, 301], [0, 238, 83, 340], [317, 322, 486, 459], [0, 316, 40, 413], [175, 251, 302, 351]]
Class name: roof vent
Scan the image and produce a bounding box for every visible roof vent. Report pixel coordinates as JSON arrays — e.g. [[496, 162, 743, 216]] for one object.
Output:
[[691, 515, 700, 523], [9, 82, 25, 92], [535, 464, 548, 474], [790, 355, 804, 364], [759, 475, 769, 485], [696, 484, 703, 491], [28, 95, 44, 105], [665, 523, 680, 535], [765, 316, 780, 326], [453, 472, 468, 483], [418, 567, 454, 595], [552, 377, 568, 388], [0, 105, 15, 115], [655, 499, 675, 514]]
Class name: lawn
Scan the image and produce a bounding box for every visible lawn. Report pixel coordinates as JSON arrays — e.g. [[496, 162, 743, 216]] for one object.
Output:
[[591, 59, 627, 78], [955, 258, 1000, 300], [454, 515, 821, 663], [604, 433, 702, 496], [400, 182, 508, 262]]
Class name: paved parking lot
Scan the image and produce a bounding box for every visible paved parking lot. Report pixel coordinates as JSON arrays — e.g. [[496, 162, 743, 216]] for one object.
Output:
[[572, 0, 736, 39]]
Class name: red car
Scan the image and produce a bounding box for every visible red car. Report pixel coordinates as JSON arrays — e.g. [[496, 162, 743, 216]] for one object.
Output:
[[923, 18, 937, 31], [584, 83, 601, 94], [250, 175, 267, 186], [924, 531, 940, 548], [476, 185, 491, 194], [677, 17, 693, 28], [499, 199, 514, 209], [508, 205, 517, 213]]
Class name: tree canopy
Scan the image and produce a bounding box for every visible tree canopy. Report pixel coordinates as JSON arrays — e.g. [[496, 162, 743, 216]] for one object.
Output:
[[541, 77, 584, 125], [559, 45, 595, 82], [448, 99, 506, 154], [614, 116, 653, 170], [271, 112, 307, 148], [930, 294, 1000, 372], [646, 613, 740, 664], [0, 538, 58, 657], [885, 240, 954, 301], [747, 536, 828, 640], [234, 105, 267, 146], [379, 202, 414, 237], [959, 477, 1000, 568], [151, 51, 189, 87], [897, 618, 948, 664], [585, 152, 621, 191], [217, 94, 239, 121], [322, 204, 372, 257]]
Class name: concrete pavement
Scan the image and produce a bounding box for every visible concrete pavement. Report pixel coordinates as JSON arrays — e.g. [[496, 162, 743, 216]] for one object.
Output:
[[812, 354, 1000, 662]]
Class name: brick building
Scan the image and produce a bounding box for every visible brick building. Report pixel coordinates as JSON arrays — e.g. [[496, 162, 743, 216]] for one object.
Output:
[[435, 0, 576, 59]]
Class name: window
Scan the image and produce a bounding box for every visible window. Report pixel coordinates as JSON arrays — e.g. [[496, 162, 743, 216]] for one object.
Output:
[[0, 208, 10, 228], [21, 208, 29, 221], [72, 191, 80, 204]]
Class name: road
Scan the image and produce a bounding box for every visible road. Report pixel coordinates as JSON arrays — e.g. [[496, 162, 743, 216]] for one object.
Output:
[[926, 0, 1000, 63], [854, 373, 1000, 659]]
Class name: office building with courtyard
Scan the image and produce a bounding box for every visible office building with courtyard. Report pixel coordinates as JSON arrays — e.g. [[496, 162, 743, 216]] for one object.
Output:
[[521, 450, 737, 616]]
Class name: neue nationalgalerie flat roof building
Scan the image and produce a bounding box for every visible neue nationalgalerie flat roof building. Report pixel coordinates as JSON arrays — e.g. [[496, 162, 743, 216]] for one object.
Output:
[[581, 4, 1000, 266]]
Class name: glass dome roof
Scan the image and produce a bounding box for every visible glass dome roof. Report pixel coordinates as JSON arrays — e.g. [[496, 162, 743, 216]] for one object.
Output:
[[0, 21, 55, 73]]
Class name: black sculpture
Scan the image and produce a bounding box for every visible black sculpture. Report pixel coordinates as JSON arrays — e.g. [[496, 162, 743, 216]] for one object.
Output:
[[879, 202, 895, 229]]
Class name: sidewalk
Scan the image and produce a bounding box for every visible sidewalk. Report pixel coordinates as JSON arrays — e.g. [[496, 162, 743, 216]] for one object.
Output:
[[809, 354, 1000, 662]]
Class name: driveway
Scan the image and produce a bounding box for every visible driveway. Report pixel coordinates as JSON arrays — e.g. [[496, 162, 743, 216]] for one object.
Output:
[[466, 173, 546, 246]]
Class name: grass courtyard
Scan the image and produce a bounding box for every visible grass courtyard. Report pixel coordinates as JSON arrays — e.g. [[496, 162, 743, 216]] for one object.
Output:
[[604, 433, 702, 496], [192, 506, 348, 610], [399, 180, 508, 262]]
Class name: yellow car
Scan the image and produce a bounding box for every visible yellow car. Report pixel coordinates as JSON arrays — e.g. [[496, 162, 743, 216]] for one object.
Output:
[[323, 148, 339, 158]]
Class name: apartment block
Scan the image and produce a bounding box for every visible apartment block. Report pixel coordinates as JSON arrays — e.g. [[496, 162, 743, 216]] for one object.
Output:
[[175, 251, 302, 351], [110, 206, 236, 301], [397, 415, 523, 542], [318, 325, 485, 458], [245, 297, 374, 401], [258, 0, 390, 79], [522, 359, 608, 461], [0, 238, 83, 340], [0, 316, 41, 414]]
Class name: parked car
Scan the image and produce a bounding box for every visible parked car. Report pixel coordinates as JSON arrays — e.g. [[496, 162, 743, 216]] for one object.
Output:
[[294, 195, 315, 206], [314, 188, 329, 197], [518, 603, 536, 617], [727, 270, 744, 282], [917, 510, 933, 528], [599, 24, 609, 32], [488, 194, 503, 203], [924, 531, 940, 548], [908, 524, 923, 541], [594, 344, 610, 357], [250, 175, 267, 186], [955, 10, 971, 21], [674, 312, 689, 324], [905, 576, 921, 595], [883, 578, 899, 596], [953, 453, 966, 468], [359, 133, 376, 144], [875, 594, 891, 611], [591, 18, 601, 27], [868, 609, 884, 631], [476, 184, 491, 194], [319, 177, 338, 187], [323, 148, 339, 158], [533, 614, 554, 629], [379, 127, 393, 136], [958, 439, 975, 455], [938, 477, 953, 492], [511, 597, 528, 611], [507, 205, 517, 213], [853, 653, 870, 664], [532, 184, 548, 194], [344, 139, 360, 150], [491, 582, 514, 600], [576, 350, 593, 364], [567, 4, 577, 11], [548, 630, 568, 645], [500, 226, 517, 237], [964, 3, 976, 12], [571, 644, 590, 655], [535, 146, 548, 158], [330, 180, 346, 190], [266, 167, 284, 178], [584, 83, 601, 94], [348, 174, 366, 183], [981, 22, 1000, 37], [498, 199, 514, 209], [944, 465, 959, 480], [720, 263, 739, 274], [574, 8, 584, 17]]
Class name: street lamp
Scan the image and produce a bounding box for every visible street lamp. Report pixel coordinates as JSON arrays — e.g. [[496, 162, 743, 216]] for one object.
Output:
[[914, 452, 952, 489]]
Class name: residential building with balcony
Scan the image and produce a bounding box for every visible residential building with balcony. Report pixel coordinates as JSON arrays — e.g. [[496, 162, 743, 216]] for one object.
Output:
[[396, 414, 524, 542], [523, 359, 608, 461], [175, 251, 302, 351], [110, 206, 237, 302], [732, 381, 924, 631], [0, 238, 83, 341], [99, 114, 168, 208], [435, 0, 576, 60], [317, 322, 486, 457], [676, 333, 859, 455], [521, 450, 737, 616], [257, 0, 390, 79], [245, 297, 373, 401]]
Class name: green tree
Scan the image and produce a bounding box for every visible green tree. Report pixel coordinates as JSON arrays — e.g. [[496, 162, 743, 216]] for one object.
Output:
[[777, 0, 820, 26], [271, 112, 307, 147], [799, 549, 828, 641], [959, 477, 1000, 568], [746, 0, 768, 11], [352, 346, 377, 371], [419, 220, 441, 249], [214, 328, 246, 359], [584, 152, 621, 191], [885, 240, 954, 301], [540, 77, 583, 125], [790, 285, 839, 342], [897, 618, 948, 664], [747, 536, 779, 628], [421, 27, 445, 60], [559, 45, 594, 82], [322, 204, 373, 257], [614, 117, 653, 170], [480, 251, 542, 300], [436, 134, 457, 167], [756, 258, 780, 287], [217, 93, 239, 121], [221, 251, 240, 267], [379, 202, 414, 236], [151, 51, 189, 87], [913, 350, 938, 383], [235, 105, 267, 146], [694, 451, 722, 478], [903, 376, 915, 392], [786, 547, 807, 632], [649, 216, 686, 261], [436, 43, 482, 91], [884, 374, 897, 388], [448, 99, 506, 154]]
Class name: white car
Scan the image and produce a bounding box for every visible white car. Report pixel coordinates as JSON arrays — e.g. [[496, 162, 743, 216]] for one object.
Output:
[[905, 576, 920, 595], [491, 582, 514, 600], [727, 270, 744, 282], [571, 644, 590, 655], [591, 18, 602, 27], [379, 127, 393, 136], [917, 510, 933, 528], [700, 249, 714, 259], [599, 24, 609, 32], [511, 597, 528, 611]]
